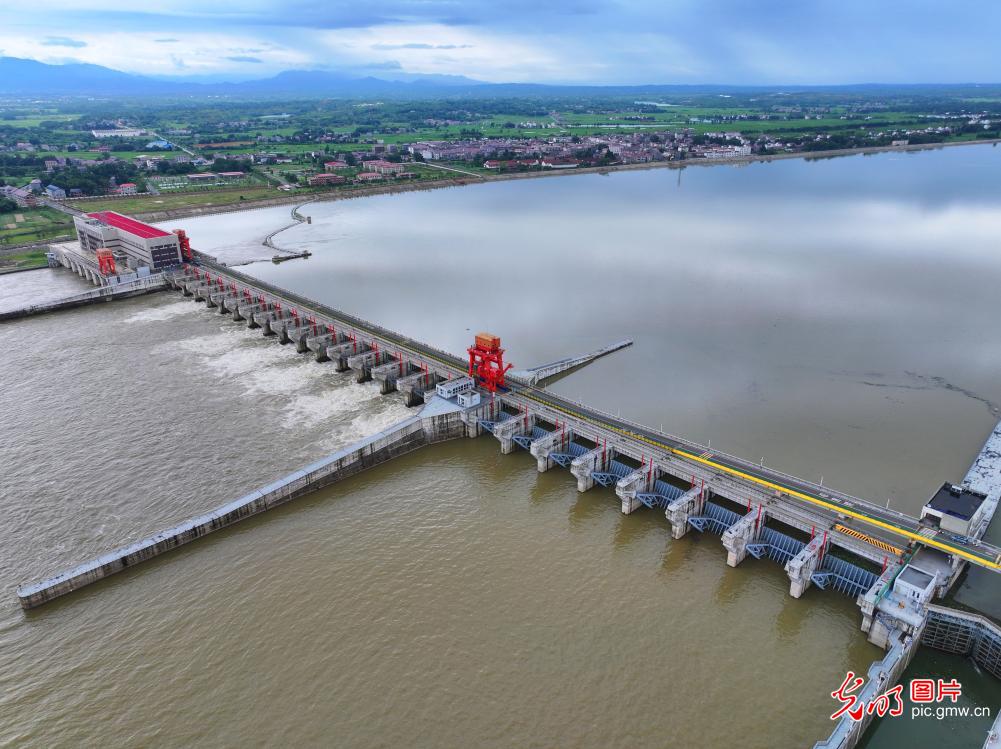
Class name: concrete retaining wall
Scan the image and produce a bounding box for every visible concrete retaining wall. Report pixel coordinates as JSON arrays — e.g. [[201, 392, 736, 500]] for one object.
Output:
[[17, 413, 439, 609], [0, 276, 167, 322], [813, 627, 921, 749]]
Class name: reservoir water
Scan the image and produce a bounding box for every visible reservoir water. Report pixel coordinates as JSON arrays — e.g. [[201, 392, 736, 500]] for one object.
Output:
[[2, 144, 1001, 747]]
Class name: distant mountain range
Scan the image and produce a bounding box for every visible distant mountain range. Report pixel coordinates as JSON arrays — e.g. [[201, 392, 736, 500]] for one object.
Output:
[[1, 56, 999, 99], [0, 57, 492, 97]]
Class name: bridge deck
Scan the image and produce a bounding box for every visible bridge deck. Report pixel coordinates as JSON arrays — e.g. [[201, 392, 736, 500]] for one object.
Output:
[[173, 261, 1001, 573]]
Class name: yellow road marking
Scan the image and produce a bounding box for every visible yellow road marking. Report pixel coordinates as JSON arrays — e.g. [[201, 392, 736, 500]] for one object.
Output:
[[518, 391, 1000, 570], [834, 524, 904, 556], [187, 269, 1000, 571]]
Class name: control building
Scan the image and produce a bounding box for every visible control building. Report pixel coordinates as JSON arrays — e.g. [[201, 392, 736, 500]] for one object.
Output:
[[73, 211, 182, 271], [920, 482, 989, 537]]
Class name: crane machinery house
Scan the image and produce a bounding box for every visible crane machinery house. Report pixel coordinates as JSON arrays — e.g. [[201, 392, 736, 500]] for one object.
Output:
[[73, 211, 182, 271]]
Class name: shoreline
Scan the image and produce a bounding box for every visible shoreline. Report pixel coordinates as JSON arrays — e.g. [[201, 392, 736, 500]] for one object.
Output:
[[0, 263, 48, 275], [127, 137, 1001, 224], [1, 137, 997, 251]]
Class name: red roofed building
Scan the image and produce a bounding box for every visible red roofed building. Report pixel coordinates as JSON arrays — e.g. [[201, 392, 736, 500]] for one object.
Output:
[[74, 210, 182, 270], [308, 173, 346, 186]]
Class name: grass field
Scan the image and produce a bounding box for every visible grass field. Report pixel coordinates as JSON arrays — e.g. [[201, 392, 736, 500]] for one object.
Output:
[[36, 150, 160, 161], [148, 173, 267, 192], [0, 114, 81, 128], [0, 208, 74, 246], [0, 248, 49, 273], [74, 185, 290, 215]]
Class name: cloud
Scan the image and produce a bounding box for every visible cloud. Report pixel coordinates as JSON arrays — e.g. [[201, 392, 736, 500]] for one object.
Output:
[[41, 36, 87, 48], [4, 1, 1001, 84], [372, 42, 473, 50], [225, 55, 263, 63], [361, 60, 403, 70]]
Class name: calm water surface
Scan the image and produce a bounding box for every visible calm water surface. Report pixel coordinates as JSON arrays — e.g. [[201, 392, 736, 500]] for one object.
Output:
[[1, 145, 1000, 748]]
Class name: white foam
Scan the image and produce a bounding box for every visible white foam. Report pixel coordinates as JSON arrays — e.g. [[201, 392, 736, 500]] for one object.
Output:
[[123, 300, 199, 324], [154, 330, 244, 358], [347, 401, 413, 440], [205, 339, 295, 378], [151, 312, 413, 448], [280, 383, 381, 430], [239, 357, 329, 395], [317, 398, 412, 453]]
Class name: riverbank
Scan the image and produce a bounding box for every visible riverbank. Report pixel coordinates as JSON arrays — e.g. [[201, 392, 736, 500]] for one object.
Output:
[[0, 247, 49, 274], [1, 136, 997, 253], [127, 137, 1001, 225]]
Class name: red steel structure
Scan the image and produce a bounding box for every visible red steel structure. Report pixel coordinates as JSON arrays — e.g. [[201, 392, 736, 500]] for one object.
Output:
[[468, 332, 512, 392], [172, 229, 194, 262], [95, 248, 116, 276]]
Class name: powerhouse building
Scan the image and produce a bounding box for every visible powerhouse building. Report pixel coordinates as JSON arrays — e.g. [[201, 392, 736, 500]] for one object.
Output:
[[73, 211, 182, 271]]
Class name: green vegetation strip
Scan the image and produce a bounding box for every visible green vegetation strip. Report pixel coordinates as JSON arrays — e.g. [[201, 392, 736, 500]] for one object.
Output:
[[0, 208, 74, 246], [0, 248, 48, 273]]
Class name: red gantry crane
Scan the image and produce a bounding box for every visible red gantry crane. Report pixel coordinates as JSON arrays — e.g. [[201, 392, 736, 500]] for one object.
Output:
[[172, 229, 194, 262], [468, 332, 513, 392], [95, 247, 116, 276]]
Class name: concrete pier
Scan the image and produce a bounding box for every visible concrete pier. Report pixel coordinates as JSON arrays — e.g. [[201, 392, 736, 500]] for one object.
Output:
[[722, 505, 766, 566], [397, 370, 438, 407], [570, 446, 606, 492], [17, 398, 469, 609], [347, 349, 385, 383], [786, 536, 825, 598], [530, 429, 565, 473], [491, 414, 531, 454], [615, 469, 648, 514], [286, 325, 313, 353], [217, 292, 242, 314], [372, 359, 410, 394], [858, 564, 901, 636], [328, 341, 364, 372], [665, 487, 700, 539], [233, 300, 262, 322], [306, 333, 336, 361], [253, 309, 286, 337]]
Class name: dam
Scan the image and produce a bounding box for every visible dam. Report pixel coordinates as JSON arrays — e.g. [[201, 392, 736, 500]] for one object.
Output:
[[16, 254, 1001, 603], [8, 179, 1001, 747]]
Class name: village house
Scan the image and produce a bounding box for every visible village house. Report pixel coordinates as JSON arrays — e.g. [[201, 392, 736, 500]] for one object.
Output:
[[361, 159, 405, 175], [308, 173, 346, 187]]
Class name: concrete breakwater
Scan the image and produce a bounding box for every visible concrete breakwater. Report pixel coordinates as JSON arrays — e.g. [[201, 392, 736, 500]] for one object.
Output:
[[814, 629, 918, 749], [17, 403, 466, 609], [0, 273, 167, 321]]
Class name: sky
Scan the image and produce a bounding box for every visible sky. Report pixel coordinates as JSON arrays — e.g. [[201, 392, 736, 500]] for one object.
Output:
[[0, 1, 998, 85]]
